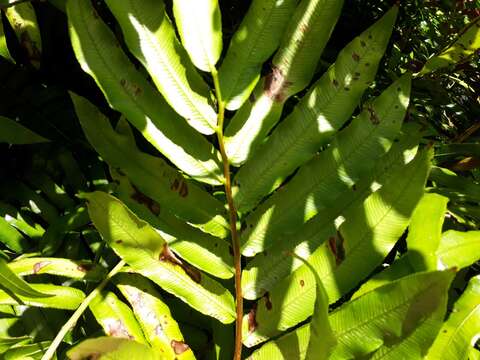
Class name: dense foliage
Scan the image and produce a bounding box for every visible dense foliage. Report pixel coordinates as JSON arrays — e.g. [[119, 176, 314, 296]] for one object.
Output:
[[0, 0, 479, 359]]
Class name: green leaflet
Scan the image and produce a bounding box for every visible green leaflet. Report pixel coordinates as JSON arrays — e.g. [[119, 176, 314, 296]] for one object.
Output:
[[85, 192, 236, 324], [24, 172, 75, 210], [114, 273, 196, 359], [436, 230, 480, 270], [304, 262, 335, 360], [0, 284, 84, 309], [330, 270, 452, 359], [0, 257, 51, 298], [242, 149, 430, 346], [111, 167, 233, 278], [67, 337, 163, 360], [429, 166, 480, 203], [241, 74, 412, 256], [105, 0, 217, 135], [3, 341, 51, 360], [219, 0, 298, 110], [0, 181, 59, 224], [406, 193, 449, 271], [0, 336, 31, 353], [353, 230, 480, 299], [0, 15, 14, 62], [66, 1, 223, 185], [419, 16, 480, 75], [4, 2, 41, 68], [8, 257, 105, 281], [427, 275, 480, 360], [242, 128, 421, 300], [224, 0, 344, 166], [0, 201, 44, 239], [0, 216, 29, 252], [40, 205, 90, 255], [172, 0, 222, 72], [248, 270, 453, 360], [72, 93, 229, 238], [232, 6, 398, 213], [89, 291, 147, 344], [0, 116, 48, 144]]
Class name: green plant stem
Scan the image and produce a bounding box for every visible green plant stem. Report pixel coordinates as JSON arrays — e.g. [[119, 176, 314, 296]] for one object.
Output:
[[212, 68, 243, 360], [41, 260, 126, 360]]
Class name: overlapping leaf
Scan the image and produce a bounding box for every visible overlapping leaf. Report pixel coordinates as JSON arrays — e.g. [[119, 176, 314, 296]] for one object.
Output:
[[72, 93, 229, 238], [427, 275, 480, 360], [232, 6, 399, 212], [224, 0, 344, 165], [85, 191, 236, 324], [242, 149, 431, 346], [89, 291, 147, 344], [241, 74, 412, 256], [242, 127, 421, 300], [66, 0, 223, 184], [219, 0, 298, 110], [114, 273, 196, 359], [105, 0, 218, 135], [248, 270, 453, 359], [4, 2, 41, 68], [419, 16, 480, 75]]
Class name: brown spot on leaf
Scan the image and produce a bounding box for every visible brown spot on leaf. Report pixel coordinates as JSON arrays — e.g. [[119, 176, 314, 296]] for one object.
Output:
[[33, 261, 51, 274], [131, 185, 161, 216], [248, 304, 258, 333], [179, 181, 188, 198], [116, 239, 123, 244], [20, 32, 41, 68], [367, 105, 380, 124], [360, 40, 366, 47], [171, 178, 180, 191], [300, 279, 305, 287], [171, 340, 190, 355], [264, 66, 292, 102], [352, 52, 361, 62], [264, 292, 272, 310], [76, 263, 92, 273], [159, 245, 202, 283], [120, 79, 142, 98], [328, 232, 345, 266]]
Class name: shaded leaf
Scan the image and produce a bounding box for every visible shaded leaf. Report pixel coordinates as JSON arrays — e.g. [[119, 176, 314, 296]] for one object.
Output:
[[0, 116, 48, 144], [419, 16, 480, 75], [4, 2, 41, 68], [0, 257, 51, 298]]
